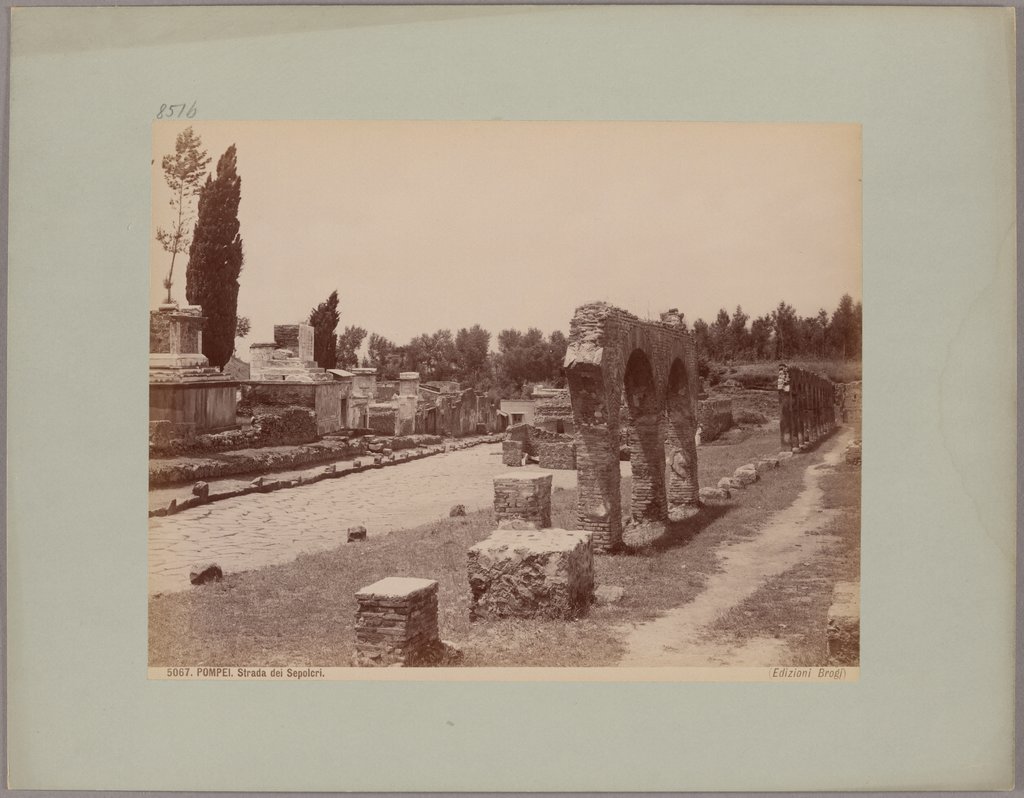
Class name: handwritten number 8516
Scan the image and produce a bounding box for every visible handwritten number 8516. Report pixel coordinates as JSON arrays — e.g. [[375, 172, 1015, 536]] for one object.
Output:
[[157, 101, 197, 119]]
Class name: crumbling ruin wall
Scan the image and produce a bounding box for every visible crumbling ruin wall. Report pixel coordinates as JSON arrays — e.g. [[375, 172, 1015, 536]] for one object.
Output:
[[564, 302, 699, 552], [533, 389, 574, 435]]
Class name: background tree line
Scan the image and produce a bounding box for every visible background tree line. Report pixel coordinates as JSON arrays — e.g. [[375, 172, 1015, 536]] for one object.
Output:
[[690, 293, 862, 369]]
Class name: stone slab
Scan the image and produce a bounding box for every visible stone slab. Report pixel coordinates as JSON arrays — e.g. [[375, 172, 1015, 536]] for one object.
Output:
[[356, 577, 438, 601]]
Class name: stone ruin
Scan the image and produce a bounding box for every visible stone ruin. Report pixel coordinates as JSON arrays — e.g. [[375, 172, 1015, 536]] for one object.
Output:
[[564, 302, 700, 552], [777, 366, 837, 451], [468, 474, 595, 620]]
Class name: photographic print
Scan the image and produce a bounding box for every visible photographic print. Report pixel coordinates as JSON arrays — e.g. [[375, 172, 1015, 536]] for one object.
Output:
[[147, 120, 862, 678]]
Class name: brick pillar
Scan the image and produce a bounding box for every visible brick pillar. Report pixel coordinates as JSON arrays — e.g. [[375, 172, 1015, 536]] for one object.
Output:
[[353, 577, 441, 666], [567, 366, 621, 552], [493, 473, 552, 529]]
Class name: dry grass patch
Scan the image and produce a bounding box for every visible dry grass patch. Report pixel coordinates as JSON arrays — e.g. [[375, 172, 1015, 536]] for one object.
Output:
[[699, 460, 861, 666]]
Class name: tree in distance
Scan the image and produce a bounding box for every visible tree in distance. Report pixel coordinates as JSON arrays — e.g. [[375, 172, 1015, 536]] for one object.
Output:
[[335, 325, 367, 369], [156, 127, 210, 305], [309, 290, 341, 369], [186, 144, 243, 370]]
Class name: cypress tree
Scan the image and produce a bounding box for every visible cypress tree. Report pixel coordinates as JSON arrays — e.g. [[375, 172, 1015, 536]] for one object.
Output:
[[186, 145, 243, 370], [309, 290, 341, 369]]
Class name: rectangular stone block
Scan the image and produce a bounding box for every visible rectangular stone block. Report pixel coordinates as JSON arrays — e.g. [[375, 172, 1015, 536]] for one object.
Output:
[[493, 472, 552, 528], [353, 577, 441, 666], [468, 528, 594, 620]]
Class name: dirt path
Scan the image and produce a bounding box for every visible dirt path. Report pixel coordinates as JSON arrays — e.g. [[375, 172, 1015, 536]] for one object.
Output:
[[617, 428, 855, 667]]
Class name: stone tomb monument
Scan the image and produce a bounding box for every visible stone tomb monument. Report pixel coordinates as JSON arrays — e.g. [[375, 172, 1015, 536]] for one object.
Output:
[[149, 305, 237, 434]]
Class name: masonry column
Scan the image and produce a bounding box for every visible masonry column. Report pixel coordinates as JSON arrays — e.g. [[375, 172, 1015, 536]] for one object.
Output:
[[567, 365, 622, 553]]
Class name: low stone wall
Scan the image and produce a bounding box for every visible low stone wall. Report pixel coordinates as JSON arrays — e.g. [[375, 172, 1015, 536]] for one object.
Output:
[[468, 528, 594, 619], [493, 473, 552, 529], [353, 577, 442, 666]]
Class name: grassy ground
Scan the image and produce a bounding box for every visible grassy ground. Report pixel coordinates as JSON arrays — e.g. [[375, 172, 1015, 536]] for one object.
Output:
[[699, 460, 861, 665], [149, 427, 825, 667]]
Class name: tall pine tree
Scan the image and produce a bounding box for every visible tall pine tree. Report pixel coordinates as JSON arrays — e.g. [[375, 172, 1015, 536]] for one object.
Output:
[[186, 145, 243, 370]]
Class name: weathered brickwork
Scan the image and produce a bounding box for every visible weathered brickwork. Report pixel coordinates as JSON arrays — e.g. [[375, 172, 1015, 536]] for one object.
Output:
[[493, 473, 552, 529], [468, 528, 594, 619], [564, 302, 699, 551], [778, 366, 837, 451], [535, 441, 576, 470], [353, 577, 442, 666]]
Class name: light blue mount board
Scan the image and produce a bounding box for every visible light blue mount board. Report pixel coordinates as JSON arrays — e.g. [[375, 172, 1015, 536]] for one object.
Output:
[[7, 5, 1016, 791]]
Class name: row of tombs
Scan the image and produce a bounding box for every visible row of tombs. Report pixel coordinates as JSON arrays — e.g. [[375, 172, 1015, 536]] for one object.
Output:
[[148, 305, 501, 447]]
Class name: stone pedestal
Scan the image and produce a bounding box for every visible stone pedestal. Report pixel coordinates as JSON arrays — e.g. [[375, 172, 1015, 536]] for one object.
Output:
[[353, 577, 442, 666], [493, 472, 552, 529], [468, 528, 594, 619]]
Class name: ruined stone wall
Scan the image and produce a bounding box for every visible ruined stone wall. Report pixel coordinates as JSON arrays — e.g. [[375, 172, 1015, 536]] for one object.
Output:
[[533, 388, 574, 434], [535, 441, 577, 470]]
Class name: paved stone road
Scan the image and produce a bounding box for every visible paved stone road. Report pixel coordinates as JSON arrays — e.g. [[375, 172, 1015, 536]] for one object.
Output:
[[148, 443, 584, 595]]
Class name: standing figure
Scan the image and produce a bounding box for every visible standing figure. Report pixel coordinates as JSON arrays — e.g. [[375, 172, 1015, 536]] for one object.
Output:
[[777, 363, 794, 449]]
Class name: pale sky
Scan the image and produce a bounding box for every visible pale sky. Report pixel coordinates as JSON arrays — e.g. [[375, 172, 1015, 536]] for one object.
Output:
[[151, 121, 861, 351]]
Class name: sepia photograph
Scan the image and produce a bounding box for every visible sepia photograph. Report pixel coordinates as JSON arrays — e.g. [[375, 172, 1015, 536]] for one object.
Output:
[[147, 120, 863, 676]]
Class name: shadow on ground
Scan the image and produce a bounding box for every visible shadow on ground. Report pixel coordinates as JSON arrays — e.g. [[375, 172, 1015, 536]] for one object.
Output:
[[619, 502, 734, 555]]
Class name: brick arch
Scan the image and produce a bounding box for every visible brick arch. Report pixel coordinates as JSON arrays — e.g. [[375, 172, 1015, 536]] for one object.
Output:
[[565, 302, 700, 552]]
